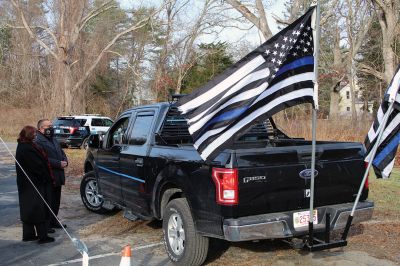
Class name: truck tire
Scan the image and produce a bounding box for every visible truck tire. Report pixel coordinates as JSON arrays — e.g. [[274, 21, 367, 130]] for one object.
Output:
[[163, 198, 209, 266], [81, 138, 89, 150], [80, 171, 107, 213]]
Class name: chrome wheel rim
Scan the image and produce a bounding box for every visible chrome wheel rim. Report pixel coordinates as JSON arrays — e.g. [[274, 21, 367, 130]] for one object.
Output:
[[85, 180, 102, 207], [167, 213, 185, 256]]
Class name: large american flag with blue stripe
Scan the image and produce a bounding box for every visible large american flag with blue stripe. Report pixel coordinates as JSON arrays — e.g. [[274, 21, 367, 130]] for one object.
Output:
[[365, 64, 400, 178], [177, 7, 317, 161]]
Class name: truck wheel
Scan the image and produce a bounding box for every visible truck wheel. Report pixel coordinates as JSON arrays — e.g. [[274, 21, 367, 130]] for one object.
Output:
[[163, 198, 209, 266], [80, 171, 107, 213]]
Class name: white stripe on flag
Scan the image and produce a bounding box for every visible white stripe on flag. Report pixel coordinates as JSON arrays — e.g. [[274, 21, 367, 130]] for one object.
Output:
[[387, 69, 400, 102], [189, 68, 270, 124], [367, 125, 376, 142], [200, 88, 314, 159], [382, 159, 395, 179], [377, 107, 384, 124], [252, 72, 314, 106], [367, 112, 400, 155], [367, 107, 390, 145], [189, 81, 269, 134], [193, 126, 227, 150], [379, 113, 400, 144], [179, 55, 266, 114]]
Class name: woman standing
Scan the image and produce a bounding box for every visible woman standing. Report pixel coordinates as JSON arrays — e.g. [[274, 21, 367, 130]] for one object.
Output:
[[15, 125, 55, 244]]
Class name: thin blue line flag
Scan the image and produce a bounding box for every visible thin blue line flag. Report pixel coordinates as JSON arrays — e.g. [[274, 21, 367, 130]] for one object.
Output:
[[176, 6, 317, 161], [365, 64, 400, 178]]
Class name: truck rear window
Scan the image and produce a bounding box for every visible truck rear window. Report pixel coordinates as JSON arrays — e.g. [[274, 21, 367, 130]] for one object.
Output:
[[157, 106, 284, 145]]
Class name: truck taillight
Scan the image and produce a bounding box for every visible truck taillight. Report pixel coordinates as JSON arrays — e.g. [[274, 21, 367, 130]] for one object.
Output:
[[212, 168, 238, 205], [364, 162, 369, 189]]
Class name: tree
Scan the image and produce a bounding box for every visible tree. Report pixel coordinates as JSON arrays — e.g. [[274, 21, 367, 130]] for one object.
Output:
[[0, 26, 11, 65], [150, 0, 222, 100], [342, 0, 373, 120], [181, 42, 234, 94], [359, 0, 399, 85], [10, 0, 161, 115]]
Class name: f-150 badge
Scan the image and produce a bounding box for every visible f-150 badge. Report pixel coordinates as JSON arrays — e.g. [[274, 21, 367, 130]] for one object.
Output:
[[243, 176, 266, 183], [299, 169, 318, 179]]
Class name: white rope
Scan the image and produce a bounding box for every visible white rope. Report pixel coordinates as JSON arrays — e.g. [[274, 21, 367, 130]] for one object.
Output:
[[0, 136, 89, 264]]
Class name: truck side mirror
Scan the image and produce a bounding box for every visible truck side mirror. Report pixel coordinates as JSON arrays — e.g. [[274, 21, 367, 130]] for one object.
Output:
[[88, 134, 102, 148]]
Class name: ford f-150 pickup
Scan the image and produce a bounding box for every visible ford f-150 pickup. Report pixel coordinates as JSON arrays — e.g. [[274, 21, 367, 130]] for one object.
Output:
[[80, 102, 373, 266]]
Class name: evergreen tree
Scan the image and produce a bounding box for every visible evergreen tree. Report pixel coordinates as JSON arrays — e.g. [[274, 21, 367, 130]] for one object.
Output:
[[181, 42, 234, 94]]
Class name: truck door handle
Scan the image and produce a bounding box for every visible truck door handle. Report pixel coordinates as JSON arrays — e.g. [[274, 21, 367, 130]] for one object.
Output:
[[135, 158, 144, 167]]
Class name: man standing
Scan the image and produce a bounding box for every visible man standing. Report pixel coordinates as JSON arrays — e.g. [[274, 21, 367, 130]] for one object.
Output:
[[36, 119, 68, 229]]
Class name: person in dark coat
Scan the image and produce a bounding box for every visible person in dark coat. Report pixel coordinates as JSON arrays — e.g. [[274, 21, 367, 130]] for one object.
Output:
[[15, 125, 55, 244], [35, 119, 68, 229]]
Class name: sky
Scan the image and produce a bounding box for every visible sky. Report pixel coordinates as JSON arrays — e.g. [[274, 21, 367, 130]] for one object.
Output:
[[117, 0, 287, 47]]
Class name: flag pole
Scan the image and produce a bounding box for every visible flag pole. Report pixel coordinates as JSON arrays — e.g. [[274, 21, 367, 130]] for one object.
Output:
[[342, 101, 394, 240], [308, 0, 321, 245]]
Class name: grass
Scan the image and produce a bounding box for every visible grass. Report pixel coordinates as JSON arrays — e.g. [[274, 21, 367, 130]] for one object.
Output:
[[276, 117, 372, 142], [64, 148, 86, 177], [0, 106, 44, 139], [369, 168, 400, 215]]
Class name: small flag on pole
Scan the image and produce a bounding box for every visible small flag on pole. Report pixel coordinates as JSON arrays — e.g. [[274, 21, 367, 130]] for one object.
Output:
[[365, 65, 400, 178], [177, 7, 318, 161]]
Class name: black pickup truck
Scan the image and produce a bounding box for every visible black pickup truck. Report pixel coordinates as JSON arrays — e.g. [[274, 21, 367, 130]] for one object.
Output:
[[80, 102, 373, 266]]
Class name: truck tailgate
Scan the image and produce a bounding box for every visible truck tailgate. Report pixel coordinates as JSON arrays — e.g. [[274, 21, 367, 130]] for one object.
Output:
[[231, 141, 367, 218]]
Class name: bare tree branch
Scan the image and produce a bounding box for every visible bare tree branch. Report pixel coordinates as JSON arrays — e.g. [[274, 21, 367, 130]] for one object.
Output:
[[105, 50, 140, 76], [7, 24, 58, 46], [78, 1, 117, 32], [225, 0, 272, 39], [11, 0, 59, 60], [358, 62, 385, 80], [72, 6, 165, 94]]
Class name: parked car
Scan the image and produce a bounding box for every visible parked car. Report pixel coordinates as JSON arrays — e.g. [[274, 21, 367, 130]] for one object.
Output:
[[80, 103, 373, 266], [53, 114, 113, 149]]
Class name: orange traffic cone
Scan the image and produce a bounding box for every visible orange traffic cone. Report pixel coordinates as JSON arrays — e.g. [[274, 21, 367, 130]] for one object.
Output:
[[119, 245, 132, 266]]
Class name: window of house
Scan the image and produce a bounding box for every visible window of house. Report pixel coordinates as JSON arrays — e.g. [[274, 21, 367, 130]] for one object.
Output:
[[347, 107, 350, 112], [346, 91, 350, 99]]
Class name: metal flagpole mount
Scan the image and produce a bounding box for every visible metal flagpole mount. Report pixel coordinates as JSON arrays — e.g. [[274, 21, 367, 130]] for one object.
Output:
[[341, 101, 395, 241]]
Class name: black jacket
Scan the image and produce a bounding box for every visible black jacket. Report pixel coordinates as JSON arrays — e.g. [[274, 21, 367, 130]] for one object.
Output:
[[35, 132, 68, 186], [15, 142, 52, 223]]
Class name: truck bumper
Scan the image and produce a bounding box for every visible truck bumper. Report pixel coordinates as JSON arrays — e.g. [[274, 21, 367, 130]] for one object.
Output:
[[223, 201, 374, 242]]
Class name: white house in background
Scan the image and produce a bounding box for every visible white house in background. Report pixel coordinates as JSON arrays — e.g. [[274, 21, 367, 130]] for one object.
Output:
[[338, 80, 373, 117]]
